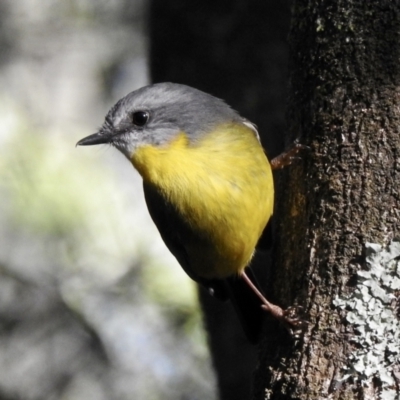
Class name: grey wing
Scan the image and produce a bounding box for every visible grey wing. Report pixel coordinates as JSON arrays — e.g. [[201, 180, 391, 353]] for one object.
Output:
[[242, 119, 260, 141]]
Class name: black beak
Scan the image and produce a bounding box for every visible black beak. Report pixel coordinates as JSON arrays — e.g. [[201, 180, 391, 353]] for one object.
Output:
[[76, 131, 112, 146]]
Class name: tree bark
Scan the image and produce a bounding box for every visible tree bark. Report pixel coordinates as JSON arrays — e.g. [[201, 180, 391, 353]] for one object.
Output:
[[255, 1, 400, 399]]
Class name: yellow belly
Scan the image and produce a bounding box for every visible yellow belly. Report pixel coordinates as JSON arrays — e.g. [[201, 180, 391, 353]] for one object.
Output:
[[131, 123, 274, 279]]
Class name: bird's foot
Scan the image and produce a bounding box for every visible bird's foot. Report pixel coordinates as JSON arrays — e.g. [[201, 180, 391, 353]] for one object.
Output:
[[270, 141, 309, 170], [241, 271, 307, 337], [261, 302, 307, 337]]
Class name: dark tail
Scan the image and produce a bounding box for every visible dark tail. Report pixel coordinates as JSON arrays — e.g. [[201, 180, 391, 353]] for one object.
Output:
[[225, 269, 265, 344]]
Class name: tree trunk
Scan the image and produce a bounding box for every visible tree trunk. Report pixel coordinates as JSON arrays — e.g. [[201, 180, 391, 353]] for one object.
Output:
[[255, 1, 400, 399]]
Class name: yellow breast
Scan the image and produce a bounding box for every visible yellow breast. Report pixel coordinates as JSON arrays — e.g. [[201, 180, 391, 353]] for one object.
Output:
[[131, 123, 274, 279]]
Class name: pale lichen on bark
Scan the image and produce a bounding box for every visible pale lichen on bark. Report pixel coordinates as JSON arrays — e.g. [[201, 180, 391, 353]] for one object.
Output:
[[333, 242, 400, 399]]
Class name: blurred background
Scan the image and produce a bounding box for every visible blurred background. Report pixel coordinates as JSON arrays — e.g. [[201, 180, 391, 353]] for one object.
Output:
[[0, 1, 216, 399], [0, 1, 291, 399]]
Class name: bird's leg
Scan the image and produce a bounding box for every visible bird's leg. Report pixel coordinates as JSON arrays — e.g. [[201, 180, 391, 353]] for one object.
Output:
[[270, 142, 309, 170], [241, 271, 285, 318], [241, 271, 305, 334]]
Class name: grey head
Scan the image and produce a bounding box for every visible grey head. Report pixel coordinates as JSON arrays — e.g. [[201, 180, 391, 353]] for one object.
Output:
[[77, 82, 257, 158]]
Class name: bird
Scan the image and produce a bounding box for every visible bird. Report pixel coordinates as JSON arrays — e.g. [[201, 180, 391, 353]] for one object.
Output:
[[77, 82, 301, 343]]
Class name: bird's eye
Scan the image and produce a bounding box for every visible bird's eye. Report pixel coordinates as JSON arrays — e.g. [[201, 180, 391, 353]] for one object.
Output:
[[131, 111, 149, 126]]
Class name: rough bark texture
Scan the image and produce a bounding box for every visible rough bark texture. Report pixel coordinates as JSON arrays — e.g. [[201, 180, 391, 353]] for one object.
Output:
[[255, 1, 400, 399], [149, 1, 291, 399]]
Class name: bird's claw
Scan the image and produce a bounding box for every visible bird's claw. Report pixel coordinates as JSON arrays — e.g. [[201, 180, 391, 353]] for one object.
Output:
[[261, 304, 308, 338], [282, 306, 308, 338], [270, 142, 310, 170]]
